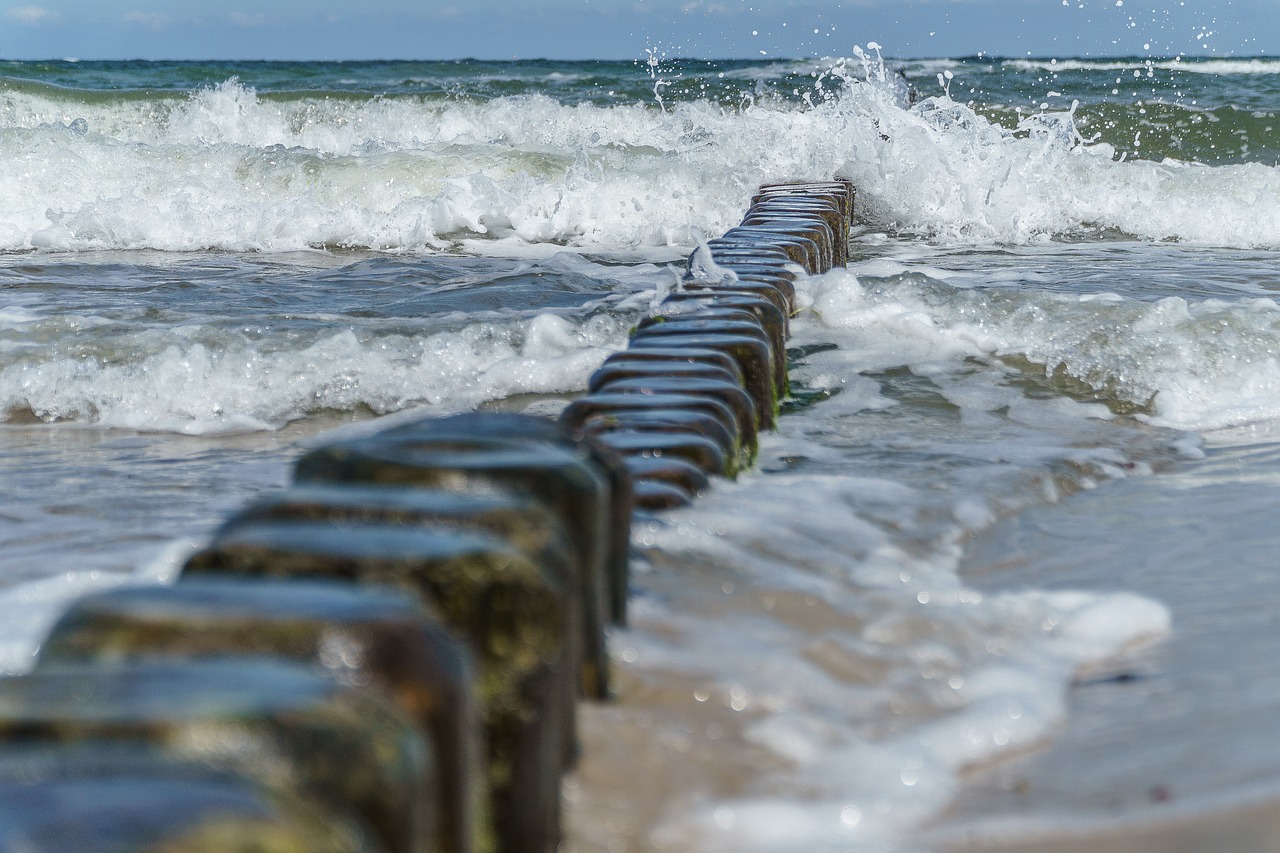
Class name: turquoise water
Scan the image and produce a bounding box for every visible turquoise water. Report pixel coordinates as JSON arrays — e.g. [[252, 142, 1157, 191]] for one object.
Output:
[[4, 54, 1280, 850]]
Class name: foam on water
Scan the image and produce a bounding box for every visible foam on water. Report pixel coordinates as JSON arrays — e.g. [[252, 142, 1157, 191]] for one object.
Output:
[[5, 57, 1280, 254], [599, 290, 1176, 849], [0, 248, 666, 432], [829, 86, 1280, 246], [0, 538, 193, 675], [553, 261, 1190, 851], [1004, 57, 1280, 76], [804, 263, 1280, 432], [0, 306, 631, 433], [0, 78, 812, 252]]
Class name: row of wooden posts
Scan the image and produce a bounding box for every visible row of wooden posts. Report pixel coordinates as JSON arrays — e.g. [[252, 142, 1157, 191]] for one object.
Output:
[[0, 180, 854, 852]]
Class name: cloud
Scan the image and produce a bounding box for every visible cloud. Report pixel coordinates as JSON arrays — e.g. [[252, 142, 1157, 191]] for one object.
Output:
[[681, 2, 733, 14], [7, 5, 54, 23], [123, 11, 171, 29], [228, 11, 270, 27]]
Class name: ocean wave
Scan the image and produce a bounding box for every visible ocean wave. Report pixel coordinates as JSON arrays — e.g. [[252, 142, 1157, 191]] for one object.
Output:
[[1002, 57, 1280, 75], [0, 308, 630, 433], [829, 85, 1280, 247], [3, 60, 1280, 253], [807, 264, 1280, 432]]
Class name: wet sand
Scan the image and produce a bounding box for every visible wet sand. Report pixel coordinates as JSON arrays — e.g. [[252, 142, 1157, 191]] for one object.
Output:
[[932, 796, 1280, 853], [561, 549, 800, 853]]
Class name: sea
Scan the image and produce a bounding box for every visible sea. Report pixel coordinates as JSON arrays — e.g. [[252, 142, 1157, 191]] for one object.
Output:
[[4, 51, 1280, 852]]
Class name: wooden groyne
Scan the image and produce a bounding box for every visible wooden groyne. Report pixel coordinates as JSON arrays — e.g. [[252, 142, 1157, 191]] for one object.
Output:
[[0, 180, 853, 852]]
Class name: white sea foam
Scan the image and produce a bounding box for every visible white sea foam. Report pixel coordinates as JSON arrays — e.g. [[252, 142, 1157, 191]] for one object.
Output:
[[571, 261, 1187, 850], [0, 537, 194, 675], [0, 309, 630, 433], [0, 306, 40, 327], [803, 265, 1280, 432], [1005, 57, 1280, 75], [5, 61, 1280, 254], [627, 440, 1170, 850]]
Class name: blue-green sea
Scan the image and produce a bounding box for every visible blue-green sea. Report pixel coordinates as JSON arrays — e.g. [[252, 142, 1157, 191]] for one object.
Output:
[[5, 53, 1280, 851]]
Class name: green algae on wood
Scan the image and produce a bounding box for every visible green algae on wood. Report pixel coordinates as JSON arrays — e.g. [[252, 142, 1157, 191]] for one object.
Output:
[[184, 524, 570, 853], [628, 329, 780, 427], [216, 482, 605, 705], [559, 391, 750, 463], [297, 432, 618, 643], [373, 413, 632, 630], [39, 578, 481, 853], [0, 659, 435, 853], [0, 746, 384, 853]]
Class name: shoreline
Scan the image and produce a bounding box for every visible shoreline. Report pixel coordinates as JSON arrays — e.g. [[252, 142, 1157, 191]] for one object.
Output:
[[927, 788, 1280, 853], [926, 437, 1280, 852]]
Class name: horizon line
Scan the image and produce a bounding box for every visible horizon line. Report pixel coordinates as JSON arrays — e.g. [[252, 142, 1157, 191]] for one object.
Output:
[[4, 52, 1279, 64]]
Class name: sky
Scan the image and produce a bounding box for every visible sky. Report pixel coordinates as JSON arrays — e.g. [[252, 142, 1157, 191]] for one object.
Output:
[[0, 0, 1274, 61]]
